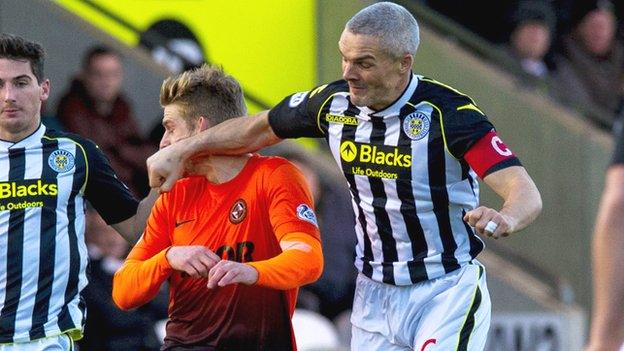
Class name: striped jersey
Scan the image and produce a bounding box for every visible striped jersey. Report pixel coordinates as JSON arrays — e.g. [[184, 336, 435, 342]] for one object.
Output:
[[268, 74, 520, 286], [0, 124, 138, 343]]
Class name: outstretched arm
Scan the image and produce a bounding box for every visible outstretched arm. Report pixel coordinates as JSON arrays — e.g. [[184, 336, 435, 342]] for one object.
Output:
[[147, 111, 281, 192], [111, 189, 159, 244], [586, 166, 624, 351], [464, 166, 542, 238]]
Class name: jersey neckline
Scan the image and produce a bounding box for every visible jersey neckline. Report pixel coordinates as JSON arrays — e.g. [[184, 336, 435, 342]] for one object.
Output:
[[0, 123, 46, 151]]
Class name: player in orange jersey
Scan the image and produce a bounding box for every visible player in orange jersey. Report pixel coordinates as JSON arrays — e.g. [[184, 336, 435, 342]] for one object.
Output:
[[112, 65, 323, 351]]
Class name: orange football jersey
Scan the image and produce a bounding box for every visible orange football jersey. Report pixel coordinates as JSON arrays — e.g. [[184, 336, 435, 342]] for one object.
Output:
[[113, 155, 320, 350]]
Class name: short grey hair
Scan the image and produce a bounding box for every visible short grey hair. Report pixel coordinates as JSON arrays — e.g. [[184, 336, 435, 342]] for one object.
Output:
[[345, 2, 420, 59]]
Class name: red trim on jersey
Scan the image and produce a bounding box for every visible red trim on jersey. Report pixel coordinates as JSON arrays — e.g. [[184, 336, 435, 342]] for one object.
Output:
[[420, 339, 437, 351], [464, 130, 515, 178]]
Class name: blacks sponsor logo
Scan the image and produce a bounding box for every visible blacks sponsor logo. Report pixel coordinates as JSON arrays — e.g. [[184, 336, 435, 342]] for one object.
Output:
[[0, 180, 57, 211], [339, 141, 412, 180]]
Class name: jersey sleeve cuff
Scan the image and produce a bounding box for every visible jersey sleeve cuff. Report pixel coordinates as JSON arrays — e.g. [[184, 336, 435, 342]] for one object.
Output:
[[482, 158, 522, 177], [273, 221, 320, 242]]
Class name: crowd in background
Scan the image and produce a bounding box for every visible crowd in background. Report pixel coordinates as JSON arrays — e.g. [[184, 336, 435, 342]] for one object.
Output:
[[41, 1, 624, 349], [427, 0, 624, 131]]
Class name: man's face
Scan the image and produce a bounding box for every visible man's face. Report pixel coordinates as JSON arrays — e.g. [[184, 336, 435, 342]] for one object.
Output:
[[0, 58, 49, 141], [83, 54, 123, 103], [159, 104, 198, 149], [578, 9, 616, 56], [511, 22, 551, 60], [339, 30, 407, 110]]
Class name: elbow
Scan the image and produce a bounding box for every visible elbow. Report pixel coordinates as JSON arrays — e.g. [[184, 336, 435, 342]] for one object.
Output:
[[112, 289, 132, 311], [304, 250, 324, 285], [534, 190, 543, 218], [601, 186, 624, 213], [112, 273, 137, 311]]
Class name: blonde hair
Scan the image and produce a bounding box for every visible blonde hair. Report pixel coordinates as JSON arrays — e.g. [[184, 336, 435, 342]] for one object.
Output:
[[160, 64, 247, 128]]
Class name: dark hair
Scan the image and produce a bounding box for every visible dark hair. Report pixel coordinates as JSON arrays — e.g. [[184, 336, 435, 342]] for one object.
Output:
[[0, 33, 45, 83], [512, 1, 557, 32], [82, 45, 120, 71]]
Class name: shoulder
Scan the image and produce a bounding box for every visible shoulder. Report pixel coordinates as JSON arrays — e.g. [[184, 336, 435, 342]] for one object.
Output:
[[43, 128, 98, 152], [250, 155, 292, 172], [309, 79, 349, 98], [160, 176, 204, 202], [248, 155, 305, 180], [171, 176, 204, 191], [290, 80, 348, 105], [43, 129, 112, 170], [415, 76, 480, 111]]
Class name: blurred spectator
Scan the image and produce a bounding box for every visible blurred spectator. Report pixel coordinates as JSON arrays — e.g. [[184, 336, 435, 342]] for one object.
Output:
[[552, 0, 624, 129], [56, 46, 155, 196], [285, 152, 358, 321], [507, 1, 557, 80], [78, 209, 167, 351]]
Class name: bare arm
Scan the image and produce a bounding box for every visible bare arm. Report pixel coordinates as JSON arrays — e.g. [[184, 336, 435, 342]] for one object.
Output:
[[147, 111, 281, 192], [464, 166, 542, 238], [111, 189, 159, 244], [586, 166, 624, 351]]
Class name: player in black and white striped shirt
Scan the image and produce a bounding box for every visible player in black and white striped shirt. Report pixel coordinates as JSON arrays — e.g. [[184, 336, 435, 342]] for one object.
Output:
[[0, 34, 157, 349], [148, 3, 542, 349]]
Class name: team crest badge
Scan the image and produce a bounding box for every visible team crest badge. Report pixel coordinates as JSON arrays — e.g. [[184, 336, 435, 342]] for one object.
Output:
[[297, 204, 318, 227], [403, 112, 430, 140], [229, 199, 247, 224], [48, 150, 75, 173], [288, 91, 308, 108]]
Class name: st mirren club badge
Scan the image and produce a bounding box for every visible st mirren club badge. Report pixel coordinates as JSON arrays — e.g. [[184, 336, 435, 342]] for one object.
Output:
[[229, 199, 247, 224]]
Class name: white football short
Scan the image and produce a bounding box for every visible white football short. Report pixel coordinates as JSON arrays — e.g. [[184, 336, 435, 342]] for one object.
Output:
[[0, 334, 73, 351], [351, 262, 491, 351]]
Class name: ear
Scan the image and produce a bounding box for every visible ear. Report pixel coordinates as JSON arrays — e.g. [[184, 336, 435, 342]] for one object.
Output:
[[399, 54, 413, 73], [40, 79, 50, 102], [197, 116, 210, 132]]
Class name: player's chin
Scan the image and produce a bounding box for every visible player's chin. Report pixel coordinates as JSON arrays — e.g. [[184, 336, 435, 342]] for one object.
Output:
[[349, 94, 369, 108]]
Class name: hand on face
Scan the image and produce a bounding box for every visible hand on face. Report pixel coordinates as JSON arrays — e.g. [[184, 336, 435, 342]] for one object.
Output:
[[147, 142, 186, 192]]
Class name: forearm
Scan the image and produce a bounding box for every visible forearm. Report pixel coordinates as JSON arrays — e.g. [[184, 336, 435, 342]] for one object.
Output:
[[133, 190, 160, 239], [484, 166, 542, 233], [112, 249, 172, 310], [247, 233, 323, 290], [499, 176, 542, 232], [589, 170, 624, 347], [181, 111, 278, 159], [111, 190, 159, 244]]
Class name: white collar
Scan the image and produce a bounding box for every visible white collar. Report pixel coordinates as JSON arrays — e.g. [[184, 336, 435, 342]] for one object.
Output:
[[0, 124, 46, 151]]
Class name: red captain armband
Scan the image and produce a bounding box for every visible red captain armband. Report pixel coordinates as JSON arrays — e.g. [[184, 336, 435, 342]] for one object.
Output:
[[464, 130, 519, 178]]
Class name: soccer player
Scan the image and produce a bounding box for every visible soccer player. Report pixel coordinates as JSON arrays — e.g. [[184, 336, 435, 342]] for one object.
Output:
[[586, 126, 624, 351], [0, 34, 156, 349], [112, 65, 323, 350], [147, 3, 542, 350]]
